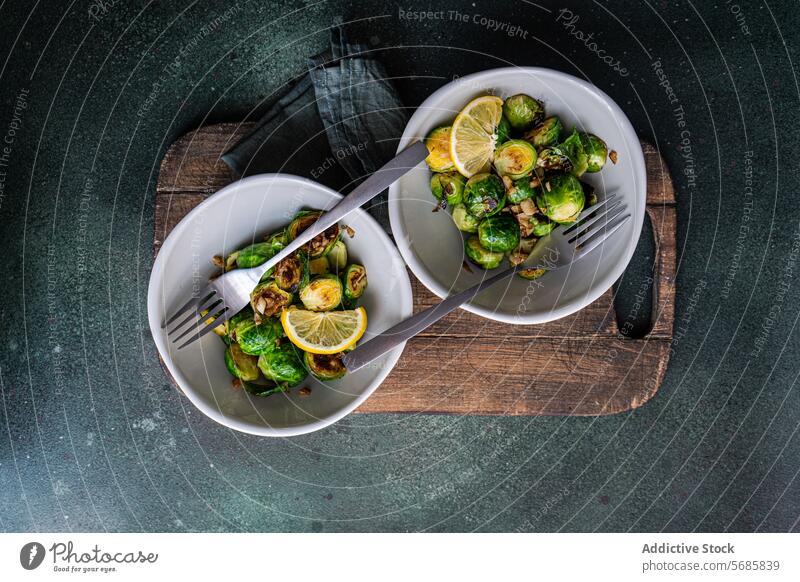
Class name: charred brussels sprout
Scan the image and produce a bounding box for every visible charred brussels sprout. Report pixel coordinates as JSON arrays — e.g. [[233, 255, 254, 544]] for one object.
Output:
[[465, 235, 504, 270], [430, 172, 466, 207], [326, 240, 348, 271], [536, 174, 585, 224], [224, 343, 260, 381], [524, 116, 563, 148], [502, 94, 544, 131], [273, 255, 302, 291], [300, 274, 343, 311], [424, 126, 454, 172], [536, 147, 572, 173], [464, 173, 506, 219], [287, 210, 321, 241], [579, 133, 608, 172], [257, 344, 307, 386], [496, 116, 511, 145], [530, 214, 556, 237], [507, 236, 538, 266], [342, 264, 368, 302], [304, 351, 347, 381], [493, 140, 537, 180], [233, 316, 284, 356], [517, 267, 547, 280], [507, 176, 536, 204], [451, 204, 480, 233], [478, 215, 520, 253], [250, 280, 292, 320], [287, 210, 341, 257]]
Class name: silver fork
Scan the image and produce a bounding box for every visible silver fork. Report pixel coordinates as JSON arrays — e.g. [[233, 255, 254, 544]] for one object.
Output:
[[163, 141, 429, 349], [342, 192, 630, 373]]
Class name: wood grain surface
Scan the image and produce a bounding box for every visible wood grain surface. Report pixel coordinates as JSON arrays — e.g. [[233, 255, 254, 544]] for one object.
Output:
[[154, 123, 676, 415]]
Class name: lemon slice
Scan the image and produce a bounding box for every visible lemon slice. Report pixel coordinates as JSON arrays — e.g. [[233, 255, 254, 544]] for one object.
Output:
[[449, 95, 504, 177], [281, 307, 367, 355]]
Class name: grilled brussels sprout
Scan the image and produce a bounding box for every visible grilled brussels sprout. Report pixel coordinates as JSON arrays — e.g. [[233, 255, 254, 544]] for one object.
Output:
[[257, 344, 307, 386], [502, 94, 544, 131], [579, 133, 608, 172], [478, 215, 520, 253], [464, 173, 506, 219], [493, 140, 537, 180], [273, 255, 302, 291], [342, 264, 368, 302], [507, 176, 536, 204], [250, 280, 292, 320], [327, 240, 348, 271], [287, 210, 340, 257], [496, 116, 511, 145], [304, 351, 347, 381], [536, 174, 585, 224], [464, 235, 504, 270], [451, 203, 480, 233], [309, 256, 330, 275], [300, 274, 343, 311], [558, 130, 589, 176], [424, 126, 454, 172], [430, 172, 466, 207], [530, 214, 556, 237], [224, 343, 260, 381], [517, 267, 547, 280], [536, 147, 572, 172], [287, 210, 322, 241], [232, 316, 284, 356], [524, 116, 563, 148], [507, 236, 538, 266]]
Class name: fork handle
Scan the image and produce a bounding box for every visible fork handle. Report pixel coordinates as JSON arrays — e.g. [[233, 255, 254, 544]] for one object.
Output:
[[342, 265, 520, 373], [251, 141, 429, 278]]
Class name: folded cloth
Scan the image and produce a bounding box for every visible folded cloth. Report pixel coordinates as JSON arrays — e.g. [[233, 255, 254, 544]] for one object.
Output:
[[221, 27, 408, 232]]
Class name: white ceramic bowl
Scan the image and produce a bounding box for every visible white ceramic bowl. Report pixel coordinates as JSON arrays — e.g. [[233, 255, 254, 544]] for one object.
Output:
[[389, 67, 646, 324], [148, 175, 413, 436]]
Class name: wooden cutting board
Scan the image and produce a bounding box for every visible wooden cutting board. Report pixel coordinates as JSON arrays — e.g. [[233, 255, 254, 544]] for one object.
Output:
[[154, 123, 676, 415]]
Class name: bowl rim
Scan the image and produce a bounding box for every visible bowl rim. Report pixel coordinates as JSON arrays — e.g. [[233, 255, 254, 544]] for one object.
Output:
[[147, 173, 413, 437], [388, 66, 647, 325]]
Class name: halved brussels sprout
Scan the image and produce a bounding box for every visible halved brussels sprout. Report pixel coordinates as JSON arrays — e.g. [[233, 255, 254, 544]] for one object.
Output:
[[530, 214, 556, 237], [288, 211, 341, 258], [517, 267, 547, 280], [451, 203, 480, 233], [507, 176, 536, 204], [502, 94, 545, 131], [264, 229, 288, 247], [464, 235, 504, 270], [493, 140, 537, 180], [579, 133, 608, 172], [430, 172, 466, 207], [250, 280, 293, 320], [304, 351, 347, 381], [536, 174, 585, 224], [274, 255, 302, 291], [257, 344, 308, 386], [224, 343, 260, 381], [524, 116, 563, 148], [478, 215, 520, 253], [496, 116, 511, 145], [464, 173, 506, 219], [327, 240, 348, 271], [536, 147, 572, 172], [424, 126, 454, 172], [232, 316, 284, 356], [287, 210, 322, 241], [236, 241, 280, 268], [507, 236, 538, 266], [342, 264, 368, 302], [300, 274, 343, 311], [309, 256, 330, 276], [558, 130, 589, 176]]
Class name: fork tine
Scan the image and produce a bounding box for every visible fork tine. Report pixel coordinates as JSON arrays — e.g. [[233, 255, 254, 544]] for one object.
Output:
[[170, 303, 227, 344], [162, 288, 215, 328], [175, 309, 231, 350], [561, 192, 619, 235], [166, 293, 223, 335], [570, 203, 626, 245], [574, 214, 631, 260], [566, 199, 624, 242]]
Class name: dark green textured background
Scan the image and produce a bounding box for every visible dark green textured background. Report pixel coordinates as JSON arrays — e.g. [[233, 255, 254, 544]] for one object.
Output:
[[1, 0, 798, 532]]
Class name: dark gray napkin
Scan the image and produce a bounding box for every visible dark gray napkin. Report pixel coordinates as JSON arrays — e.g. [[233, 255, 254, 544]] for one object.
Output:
[[221, 28, 408, 232]]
